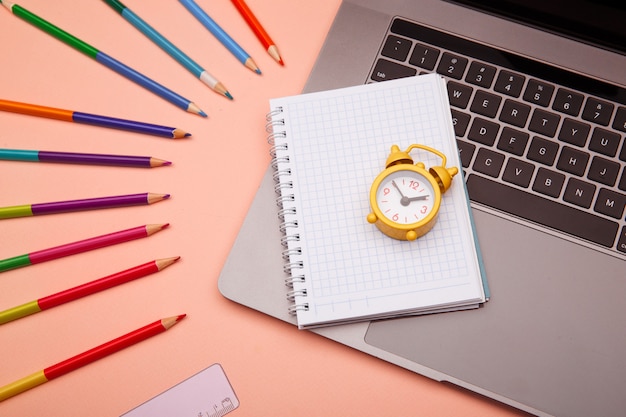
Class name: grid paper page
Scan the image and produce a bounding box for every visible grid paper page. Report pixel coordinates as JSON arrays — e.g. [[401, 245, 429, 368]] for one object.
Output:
[[270, 75, 486, 328]]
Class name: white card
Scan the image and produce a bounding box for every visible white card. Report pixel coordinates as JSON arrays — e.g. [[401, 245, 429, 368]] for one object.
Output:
[[121, 364, 239, 417]]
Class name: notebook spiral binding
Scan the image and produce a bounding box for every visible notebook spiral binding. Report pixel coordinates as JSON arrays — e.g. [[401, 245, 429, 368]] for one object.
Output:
[[266, 107, 309, 314]]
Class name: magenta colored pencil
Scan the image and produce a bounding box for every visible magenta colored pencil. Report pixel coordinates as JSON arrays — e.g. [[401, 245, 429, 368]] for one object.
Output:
[[0, 224, 169, 272], [0, 193, 169, 220]]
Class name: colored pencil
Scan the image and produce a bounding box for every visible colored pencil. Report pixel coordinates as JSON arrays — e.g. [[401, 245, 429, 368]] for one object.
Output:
[[104, 0, 233, 100], [0, 148, 170, 168], [0, 193, 169, 220], [0, 257, 180, 325], [1, 1, 207, 117], [0, 315, 186, 401], [179, 0, 261, 74], [231, 0, 283, 65], [0, 99, 191, 138], [0, 224, 168, 273]]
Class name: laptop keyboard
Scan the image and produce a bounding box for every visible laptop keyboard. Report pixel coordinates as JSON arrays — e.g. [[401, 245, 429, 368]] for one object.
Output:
[[369, 17, 626, 257]]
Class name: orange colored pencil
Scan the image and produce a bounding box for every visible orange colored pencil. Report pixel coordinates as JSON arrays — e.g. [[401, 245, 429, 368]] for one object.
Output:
[[0, 315, 186, 402], [231, 0, 284, 65], [0, 257, 180, 325]]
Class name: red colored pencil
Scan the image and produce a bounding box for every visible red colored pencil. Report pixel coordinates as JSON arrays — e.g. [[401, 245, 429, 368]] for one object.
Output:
[[0, 257, 180, 325], [231, 0, 284, 65], [0, 224, 169, 273], [0, 315, 186, 401]]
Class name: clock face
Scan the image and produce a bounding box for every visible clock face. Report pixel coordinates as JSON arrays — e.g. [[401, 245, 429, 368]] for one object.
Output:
[[375, 169, 437, 225]]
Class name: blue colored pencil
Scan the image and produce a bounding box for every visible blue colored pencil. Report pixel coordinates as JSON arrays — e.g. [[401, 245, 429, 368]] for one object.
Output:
[[179, 0, 261, 75], [1, 1, 207, 117], [104, 0, 233, 100]]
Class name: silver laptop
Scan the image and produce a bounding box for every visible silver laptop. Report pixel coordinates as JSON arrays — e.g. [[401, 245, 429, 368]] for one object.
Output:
[[218, 1, 626, 416]]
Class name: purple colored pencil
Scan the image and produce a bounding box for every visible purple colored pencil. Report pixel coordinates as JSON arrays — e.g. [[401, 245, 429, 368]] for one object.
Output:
[[0, 148, 171, 168], [0, 148, 172, 168], [0, 193, 170, 220]]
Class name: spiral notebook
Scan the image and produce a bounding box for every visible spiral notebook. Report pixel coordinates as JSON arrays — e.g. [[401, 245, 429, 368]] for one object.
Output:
[[267, 74, 488, 329]]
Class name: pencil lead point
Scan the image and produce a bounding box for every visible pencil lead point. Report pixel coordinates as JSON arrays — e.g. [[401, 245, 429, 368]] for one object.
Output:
[[199, 110, 208, 118], [225, 91, 234, 100]]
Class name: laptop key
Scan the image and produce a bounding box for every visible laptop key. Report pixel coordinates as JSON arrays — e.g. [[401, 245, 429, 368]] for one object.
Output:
[[465, 61, 497, 88], [499, 99, 531, 127], [563, 178, 596, 209], [529, 108, 560, 137], [455, 139, 476, 168], [371, 59, 416, 82], [470, 90, 502, 118], [409, 43, 440, 70], [467, 174, 619, 247], [468, 117, 500, 145], [619, 169, 626, 192], [502, 158, 535, 188], [618, 227, 626, 253], [473, 148, 505, 177], [589, 127, 622, 157], [556, 146, 590, 176], [381, 35, 413, 61], [582, 97, 615, 126], [527, 136, 559, 166], [523, 79, 555, 107], [533, 167, 565, 197], [436, 52, 468, 79], [447, 81, 473, 109], [494, 70, 525, 98], [594, 188, 626, 219], [497, 127, 529, 156], [588, 156, 621, 186], [451, 109, 471, 137], [558, 118, 591, 147], [612, 106, 626, 132], [552, 88, 584, 116]]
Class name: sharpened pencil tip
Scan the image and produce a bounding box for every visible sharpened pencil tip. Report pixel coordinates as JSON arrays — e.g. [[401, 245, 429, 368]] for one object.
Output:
[[225, 91, 234, 100], [199, 110, 208, 118], [184, 133, 192, 137], [255, 68, 262, 75], [163, 161, 172, 166]]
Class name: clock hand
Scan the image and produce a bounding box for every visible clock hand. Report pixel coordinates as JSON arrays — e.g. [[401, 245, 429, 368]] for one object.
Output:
[[391, 180, 406, 198], [408, 195, 429, 202]]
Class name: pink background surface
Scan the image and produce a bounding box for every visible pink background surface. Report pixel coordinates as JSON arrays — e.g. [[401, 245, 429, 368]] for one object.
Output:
[[0, 1, 526, 415]]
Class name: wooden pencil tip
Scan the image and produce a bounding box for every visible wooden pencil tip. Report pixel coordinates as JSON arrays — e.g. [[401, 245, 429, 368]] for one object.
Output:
[[155, 256, 181, 270], [172, 128, 191, 139], [147, 193, 170, 204], [161, 314, 187, 330], [268, 45, 284, 65], [150, 157, 171, 167], [145, 223, 170, 236]]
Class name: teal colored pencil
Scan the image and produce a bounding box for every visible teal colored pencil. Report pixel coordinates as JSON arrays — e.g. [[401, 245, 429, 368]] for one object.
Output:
[[103, 0, 233, 100], [1, 0, 207, 116]]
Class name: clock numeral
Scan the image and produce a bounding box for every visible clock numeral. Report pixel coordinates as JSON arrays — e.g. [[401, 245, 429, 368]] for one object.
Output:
[[383, 187, 391, 195], [420, 205, 428, 214]]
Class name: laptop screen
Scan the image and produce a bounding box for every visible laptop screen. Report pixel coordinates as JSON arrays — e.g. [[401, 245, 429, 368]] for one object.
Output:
[[450, 0, 626, 55]]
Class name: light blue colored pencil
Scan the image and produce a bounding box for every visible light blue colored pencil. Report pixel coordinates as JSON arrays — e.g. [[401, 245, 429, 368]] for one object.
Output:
[[104, 0, 233, 100], [178, 0, 261, 75]]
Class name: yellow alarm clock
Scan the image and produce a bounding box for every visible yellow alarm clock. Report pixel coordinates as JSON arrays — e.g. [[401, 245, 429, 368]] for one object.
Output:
[[367, 144, 459, 241]]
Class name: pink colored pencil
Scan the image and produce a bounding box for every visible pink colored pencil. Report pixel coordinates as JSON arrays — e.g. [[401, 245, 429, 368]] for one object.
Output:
[[0, 224, 169, 273]]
